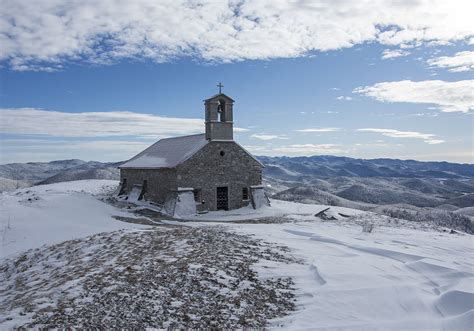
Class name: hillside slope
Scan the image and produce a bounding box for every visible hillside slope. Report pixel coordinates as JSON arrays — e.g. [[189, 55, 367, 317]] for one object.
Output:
[[38, 167, 119, 185], [259, 155, 474, 180], [273, 186, 373, 210], [336, 184, 443, 207], [0, 160, 121, 191]]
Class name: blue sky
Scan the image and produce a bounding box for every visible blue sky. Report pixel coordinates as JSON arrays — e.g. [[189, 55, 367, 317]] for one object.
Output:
[[0, 0, 473, 164]]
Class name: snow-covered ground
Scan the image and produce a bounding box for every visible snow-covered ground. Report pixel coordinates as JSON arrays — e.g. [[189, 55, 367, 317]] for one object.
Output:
[[225, 221, 474, 330], [186, 199, 365, 222], [0, 180, 148, 259], [1, 180, 473, 329]]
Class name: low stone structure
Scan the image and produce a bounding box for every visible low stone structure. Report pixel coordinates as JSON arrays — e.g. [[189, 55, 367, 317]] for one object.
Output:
[[119, 89, 267, 213]]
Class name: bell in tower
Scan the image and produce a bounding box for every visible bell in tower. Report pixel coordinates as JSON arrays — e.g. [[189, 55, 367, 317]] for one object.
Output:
[[204, 83, 234, 141]]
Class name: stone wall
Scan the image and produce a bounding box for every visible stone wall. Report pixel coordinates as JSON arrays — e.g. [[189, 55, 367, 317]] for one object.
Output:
[[205, 121, 233, 140], [205, 94, 234, 141], [177, 141, 262, 211], [120, 141, 263, 210], [120, 168, 177, 204]]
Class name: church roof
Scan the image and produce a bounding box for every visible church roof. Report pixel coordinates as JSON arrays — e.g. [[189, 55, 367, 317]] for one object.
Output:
[[119, 133, 264, 169], [119, 134, 208, 169]]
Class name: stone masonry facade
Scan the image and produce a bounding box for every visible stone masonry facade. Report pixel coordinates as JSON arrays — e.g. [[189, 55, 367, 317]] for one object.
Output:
[[120, 168, 177, 204], [119, 141, 261, 211], [176, 141, 262, 211]]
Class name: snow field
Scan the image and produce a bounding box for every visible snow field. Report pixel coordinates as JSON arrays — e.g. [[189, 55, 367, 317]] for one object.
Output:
[[186, 198, 365, 222], [0, 180, 148, 259], [1, 179, 472, 329], [225, 221, 474, 330]]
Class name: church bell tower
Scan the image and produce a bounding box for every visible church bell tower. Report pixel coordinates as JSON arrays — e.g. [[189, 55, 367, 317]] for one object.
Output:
[[204, 83, 234, 141]]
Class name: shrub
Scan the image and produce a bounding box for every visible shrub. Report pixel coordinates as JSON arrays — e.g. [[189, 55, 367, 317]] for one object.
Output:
[[362, 222, 374, 233], [380, 208, 473, 234]]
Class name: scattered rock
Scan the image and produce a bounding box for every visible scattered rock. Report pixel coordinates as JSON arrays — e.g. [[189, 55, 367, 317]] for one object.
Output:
[[1, 226, 300, 328], [315, 207, 338, 221]]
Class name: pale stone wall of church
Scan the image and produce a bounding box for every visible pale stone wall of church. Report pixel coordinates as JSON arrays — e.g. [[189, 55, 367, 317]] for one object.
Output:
[[119, 141, 262, 211], [205, 121, 233, 140], [176, 141, 262, 211], [205, 94, 234, 140], [120, 168, 177, 204]]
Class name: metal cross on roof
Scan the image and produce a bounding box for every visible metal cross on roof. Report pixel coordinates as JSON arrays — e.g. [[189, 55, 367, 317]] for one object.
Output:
[[217, 82, 224, 94]]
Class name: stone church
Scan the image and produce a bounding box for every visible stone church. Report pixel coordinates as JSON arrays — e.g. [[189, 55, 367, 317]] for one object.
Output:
[[118, 87, 267, 214]]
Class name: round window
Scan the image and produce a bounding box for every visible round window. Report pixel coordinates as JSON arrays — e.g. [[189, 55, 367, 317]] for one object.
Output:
[[220, 150, 225, 157]]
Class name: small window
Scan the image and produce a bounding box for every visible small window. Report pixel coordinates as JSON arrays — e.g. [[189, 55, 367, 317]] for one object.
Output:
[[220, 150, 225, 157], [193, 189, 201, 202], [242, 187, 249, 200]]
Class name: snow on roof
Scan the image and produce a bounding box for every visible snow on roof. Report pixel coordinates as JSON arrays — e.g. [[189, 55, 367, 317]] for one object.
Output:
[[119, 134, 208, 169]]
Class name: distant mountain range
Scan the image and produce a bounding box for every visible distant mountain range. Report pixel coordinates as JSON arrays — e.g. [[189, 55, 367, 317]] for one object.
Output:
[[259, 155, 474, 214], [1, 156, 473, 216], [259, 155, 474, 180], [0, 159, 120, 191]]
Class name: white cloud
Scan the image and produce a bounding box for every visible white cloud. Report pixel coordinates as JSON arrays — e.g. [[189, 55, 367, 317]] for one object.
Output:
[[243, 143, 344, 156], [234, 127, 250, 132], [0, 108, 251, 162], [427, 51, 474, 72], [336, 96, 353, 101], [250, 134, 289, 141], [357, 128, 444, 144], [381, 49, 410, 59], [242, 145, 270, 153], [0, 108, 204, 138], [1, 0, 473, 70], [0, 138, 154, 163], [296, 128, 341, 133], [272, 144, 344, 155], [354, 80, 474, 113], [425, 140, 445, 145]]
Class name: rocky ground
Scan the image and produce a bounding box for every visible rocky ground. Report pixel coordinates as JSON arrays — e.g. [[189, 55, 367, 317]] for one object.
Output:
[[1, 225, 300, 328]]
